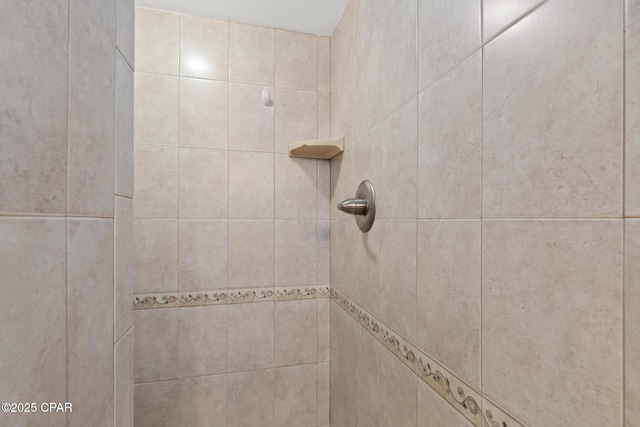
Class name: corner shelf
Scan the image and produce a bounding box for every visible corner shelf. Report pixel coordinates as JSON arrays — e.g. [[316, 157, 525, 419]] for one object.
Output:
[[288, 137, 344, 160]]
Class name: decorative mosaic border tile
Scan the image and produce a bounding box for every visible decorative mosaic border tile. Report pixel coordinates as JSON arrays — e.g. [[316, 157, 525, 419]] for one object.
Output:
[[331, 287, 527, 427], [134, 285, 331, 309]]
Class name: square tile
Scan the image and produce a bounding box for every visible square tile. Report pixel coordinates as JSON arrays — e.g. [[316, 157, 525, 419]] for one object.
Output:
[[275, 300, 317, 366], [230, 23, 275, 86], [178, 375, 227, 427], [228, 302, 274, 371], [178, 305, 227, 377], [275, 220, 317, 286], [179, 78, 228, 149], [180, 14, 228, 80], [115, 330, 134, 427], [380, 348, 417, 427], [0, 219, 66, 426], [482, 0, 622, 218], [135, 7, 179, 74], [380, 97, 417, 220], [0, 1, 67, 215], [417, 0, 481, 89], [134, 381, 178, 427], [275, 88, 317, 153], [134, 73, 179, 147], [418, 52, 482, 219], [318, 37, 331, 92], [274, 365, 317, 427], [317, 298, 330, 361], [133, 145, 178, 219], [275, 155, 318, 219], [417, 220, 481, 388], [229, 151, 274, 219], [134, 308, 178, 383], [317, 362, 330, 426], [178, 148, 228, 219], [229, 83, 275, 152], [418, 380, 473, 427], [275, 30, 317, 91], [133, 219, 178, 294], [482, 220, 622, 426], [380, 0, 417, 115], [228, 220, 274, 288], [355, 326, 381, 427], [483, 0, 545, 41], [228, 369, 275, 427], [179, 220, 228, 290]]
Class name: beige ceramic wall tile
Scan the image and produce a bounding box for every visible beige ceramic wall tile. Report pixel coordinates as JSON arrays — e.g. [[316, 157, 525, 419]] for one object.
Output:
[[330, 302, 354, 392], [179, 78, 228, 149], [418, 52, 482, 219], [353, 33, 381, 137], [178, 148, 228, 219], [317, 362, 330, 426], [275, 30, 317, 91], [228, 302, 274, 371], [318, 37, 331, 92], [380, 0, 417, 115], [331, 375, 358, 427], [180, 14, 228, 80], [275, 88, 318, 153], [275, 300, 318, 366], [67, 219, 114, 427], [483, 0, 622, 218], [627, 0, 640, 216], [482, 220, 622, 426], [0, 2, 68, 215], [355, 326, 381, 427], [317, 221, 330, 287], [229, 83, 275, 152], [317, 297, 331, 362], [418, 380, 473, 427], [229, 23, 275, 86], [116, 53, 134, 198], [133, 219, 178, 293], [418, 0, 481, 90], [228, 220, 274, 288], [0, 219, 66, 427], [68, 0, 115, 217], [275, 220, 317, 286], [178, 375, 227, 427], [134, 308, 178, 383], [275, 155, 318, 219], [134, 73, 179, 147], [626, 220, 640, 425], [274, 364, 317, 427], [380, 97, 417, 220], [229, 151, 274, 219], [379, 220, 417, 341], [134, 381, 178, 427], [115, 330, 134, 427], [133, 145, 178, 219], [228, 369, 275, 427], [318, 92, 331, 140], [178, 305, 227, 377], [179, 220, 227, 290], [380, 348, 417, 427], [115, 197, 133, 340], [417, 220, 481, 388], [482, 0, 545, 42], [135, 7, 179, 74], [117, 0, 134, 67]]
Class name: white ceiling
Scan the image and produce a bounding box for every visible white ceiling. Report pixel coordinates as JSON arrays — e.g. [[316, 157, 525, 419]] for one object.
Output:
[[135, 0, 350, 36]]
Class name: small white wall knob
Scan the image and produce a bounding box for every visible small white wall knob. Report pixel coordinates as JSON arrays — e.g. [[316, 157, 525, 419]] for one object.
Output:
[[262, 87, 273, 106]]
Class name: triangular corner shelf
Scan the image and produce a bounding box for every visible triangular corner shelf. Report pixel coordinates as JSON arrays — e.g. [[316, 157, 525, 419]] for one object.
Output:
[[288, 137, 344, 160]]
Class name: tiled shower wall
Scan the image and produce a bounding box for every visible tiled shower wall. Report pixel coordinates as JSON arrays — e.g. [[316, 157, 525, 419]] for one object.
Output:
[[330, 0, 639, 426], [1, 0, 134, 426], [132, 8, 331, 427]]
